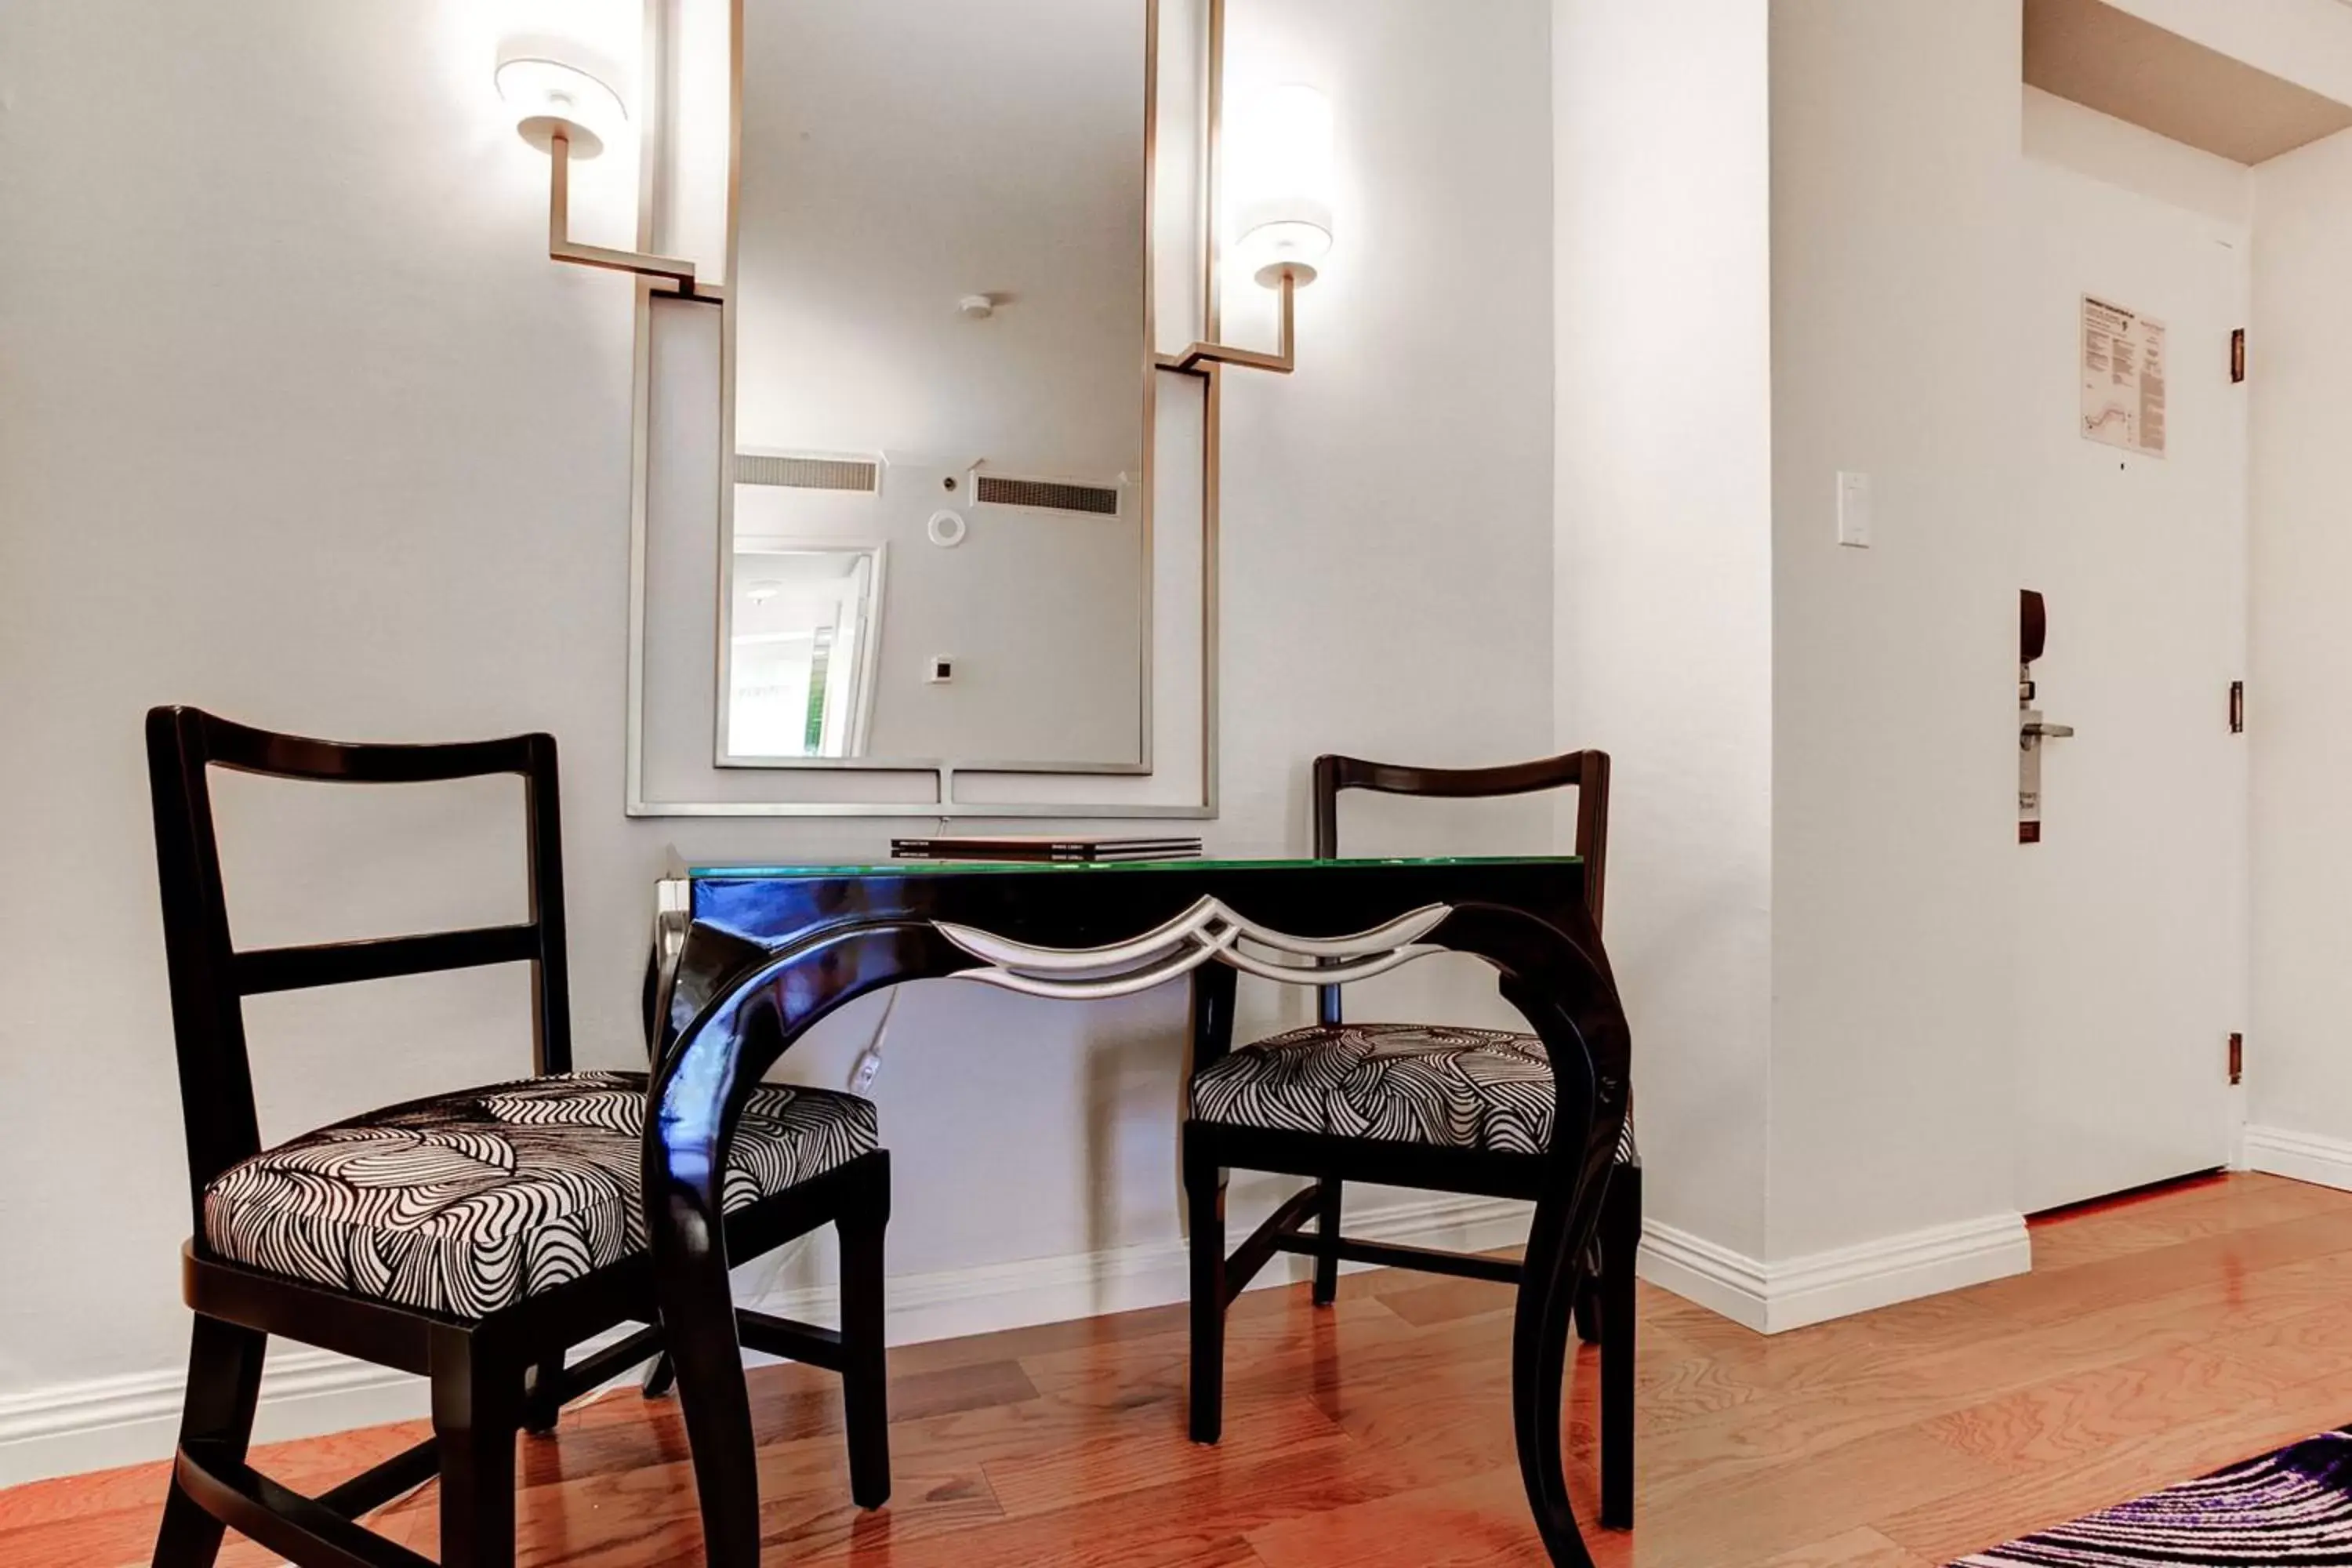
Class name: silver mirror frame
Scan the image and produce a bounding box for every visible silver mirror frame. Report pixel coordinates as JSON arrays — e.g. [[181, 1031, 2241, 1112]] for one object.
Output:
[[624, 0, 1232, 818]]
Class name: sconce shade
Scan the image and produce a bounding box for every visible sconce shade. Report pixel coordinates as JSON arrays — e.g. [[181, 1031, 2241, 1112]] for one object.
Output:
[[1232, 83, 1335, 287], [496, 44, 628, 159]]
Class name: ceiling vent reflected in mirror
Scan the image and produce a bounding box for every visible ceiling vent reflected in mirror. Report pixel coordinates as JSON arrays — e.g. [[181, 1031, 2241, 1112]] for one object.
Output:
[[735, 453, 883, 492], [2024, 0, 2352, 164], [973, 474, 1124, 517]]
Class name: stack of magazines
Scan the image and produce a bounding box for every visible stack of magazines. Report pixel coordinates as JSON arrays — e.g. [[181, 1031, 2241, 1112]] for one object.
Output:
[[889, 833, 1204, 864]]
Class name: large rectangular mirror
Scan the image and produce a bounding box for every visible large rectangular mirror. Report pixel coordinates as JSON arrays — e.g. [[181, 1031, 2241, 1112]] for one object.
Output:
[[725, 0, 1155, 772]]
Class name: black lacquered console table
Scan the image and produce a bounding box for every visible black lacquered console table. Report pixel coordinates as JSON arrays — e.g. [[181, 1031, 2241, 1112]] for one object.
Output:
[[643, 857, 1631, 1567]]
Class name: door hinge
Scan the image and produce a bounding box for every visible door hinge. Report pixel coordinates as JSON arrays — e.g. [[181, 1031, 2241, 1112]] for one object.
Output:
[[2229, 1032, 2244, 1086], [2231, 328, 2247, 384], [2230, 680, 2245, 734]]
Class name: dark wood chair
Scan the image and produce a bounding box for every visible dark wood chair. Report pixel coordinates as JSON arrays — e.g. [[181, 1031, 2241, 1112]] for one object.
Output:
[[144, 707, 893, 1568], [1182, 750, 1639, 1530]]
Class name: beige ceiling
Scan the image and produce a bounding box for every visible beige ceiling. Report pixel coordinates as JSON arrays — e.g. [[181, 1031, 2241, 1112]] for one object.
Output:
[[2024, 0, 2352, 165]]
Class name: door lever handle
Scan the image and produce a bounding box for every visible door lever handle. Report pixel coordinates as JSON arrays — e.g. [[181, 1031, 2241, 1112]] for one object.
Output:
[[2021, 720, 2075, 739]]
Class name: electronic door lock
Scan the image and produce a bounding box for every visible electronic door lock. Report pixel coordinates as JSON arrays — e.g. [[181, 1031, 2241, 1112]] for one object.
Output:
[[2020, 589, 2060, 844]]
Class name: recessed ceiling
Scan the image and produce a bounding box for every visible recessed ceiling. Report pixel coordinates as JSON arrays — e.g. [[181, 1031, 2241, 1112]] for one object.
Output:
[[2024, 0, 2352, 165]]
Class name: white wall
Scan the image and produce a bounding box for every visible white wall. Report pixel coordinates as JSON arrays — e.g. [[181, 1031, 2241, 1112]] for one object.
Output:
[[0, 0, 1558, 1482], [1210, 0, 1557, 842], [1549, 0, 2033, 1323], [1552, 0, 1776, 1262], [1550, 0, 2352, 1334], [2024, 85, 2252, 224], [1552, 0, 2031, 1312], [2245, 126, 2352, 1157], [1763, 0, 2025, 1261]]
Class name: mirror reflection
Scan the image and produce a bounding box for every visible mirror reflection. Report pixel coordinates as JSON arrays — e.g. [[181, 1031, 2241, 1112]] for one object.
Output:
[[725, 545, 884, 760], [726, 0, 1153, 770]]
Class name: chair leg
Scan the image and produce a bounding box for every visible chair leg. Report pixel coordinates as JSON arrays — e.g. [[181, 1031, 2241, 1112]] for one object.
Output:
[[641, 1351, 677, 1399], [1311, 1177, 1343, 1306], [521, 1355, 565, 1436], [151, 1315, 267, 1568], [1184, 1128, 1227, 1445], [1573, 1250, 1602, 1346], [1599, 1163, 1641, 1531], [430, 1329, 519, 1568], [838, 1153, 893, 1510]]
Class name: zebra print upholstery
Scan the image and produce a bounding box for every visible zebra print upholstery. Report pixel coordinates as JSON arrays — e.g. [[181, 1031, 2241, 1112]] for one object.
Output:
[[1193, 1022, 1637, 1163], [202, 1072, 877, 1319]]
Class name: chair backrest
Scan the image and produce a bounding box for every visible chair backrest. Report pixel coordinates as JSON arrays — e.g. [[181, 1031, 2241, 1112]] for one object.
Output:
[[144, 706, 572, 1225], [1312, 750, 1610, 1026]]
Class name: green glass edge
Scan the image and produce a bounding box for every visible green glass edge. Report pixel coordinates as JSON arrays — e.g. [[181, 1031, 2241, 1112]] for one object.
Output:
[[687, 855, 1582, 878]]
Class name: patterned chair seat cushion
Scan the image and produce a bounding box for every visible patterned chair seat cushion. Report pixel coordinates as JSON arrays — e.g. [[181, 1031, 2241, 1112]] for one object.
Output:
[[201, 1071, 876, 1319], [1194, 1022, 1636, 1162]]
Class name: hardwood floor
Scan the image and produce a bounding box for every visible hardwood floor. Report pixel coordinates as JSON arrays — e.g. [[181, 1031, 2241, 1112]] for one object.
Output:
[[13, 1172, 2352, 1566]]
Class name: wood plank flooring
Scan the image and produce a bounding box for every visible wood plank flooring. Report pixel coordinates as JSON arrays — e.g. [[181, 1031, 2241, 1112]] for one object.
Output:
[[13, 1172, 2352, 1566]]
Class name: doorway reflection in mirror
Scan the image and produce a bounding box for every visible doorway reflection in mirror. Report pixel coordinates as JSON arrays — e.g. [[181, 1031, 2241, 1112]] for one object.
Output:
[[725, 545, 884, 761]]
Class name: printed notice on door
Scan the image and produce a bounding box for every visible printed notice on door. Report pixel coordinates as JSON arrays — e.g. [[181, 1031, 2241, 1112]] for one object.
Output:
[[2082, 295, 2167, 458]]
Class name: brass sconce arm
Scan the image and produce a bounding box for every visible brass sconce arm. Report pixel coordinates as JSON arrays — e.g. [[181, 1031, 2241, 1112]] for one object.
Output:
[[1153, 0, 1327, 382], [547, 129, 720, 303], [1156, 265, 1298, 376]]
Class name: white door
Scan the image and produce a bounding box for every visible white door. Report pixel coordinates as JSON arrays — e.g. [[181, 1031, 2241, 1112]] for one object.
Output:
[[2014, 156, 2248, 1215]]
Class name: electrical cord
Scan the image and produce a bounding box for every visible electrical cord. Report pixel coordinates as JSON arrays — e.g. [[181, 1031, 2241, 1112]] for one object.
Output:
[[735, 988, 897, 1298]]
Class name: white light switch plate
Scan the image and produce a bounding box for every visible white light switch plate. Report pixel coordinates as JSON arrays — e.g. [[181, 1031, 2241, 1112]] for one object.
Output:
[[1837, 470, 1872, 548]]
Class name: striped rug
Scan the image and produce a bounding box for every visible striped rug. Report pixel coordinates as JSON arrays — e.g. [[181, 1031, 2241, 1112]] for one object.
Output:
[[1955, 1428, 2352, 1565]]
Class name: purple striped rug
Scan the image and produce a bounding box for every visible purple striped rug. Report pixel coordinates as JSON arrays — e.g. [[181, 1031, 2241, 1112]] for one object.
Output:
[[1954, 1428, 2352, 1565]]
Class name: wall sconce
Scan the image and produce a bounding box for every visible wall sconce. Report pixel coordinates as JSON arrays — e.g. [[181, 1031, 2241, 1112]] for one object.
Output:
[[495, 37, 715, 303], [1158, 6, 1332, 377], [1233, 84, 1335, 289]]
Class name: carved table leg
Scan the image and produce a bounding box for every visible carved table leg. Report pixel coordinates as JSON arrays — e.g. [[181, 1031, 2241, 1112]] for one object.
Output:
[[652, 1194, 763, 1566], [1492, 928, 1625, 1568], [1512, 1187, 1596, 1568], [650, 924, 967, 1565]]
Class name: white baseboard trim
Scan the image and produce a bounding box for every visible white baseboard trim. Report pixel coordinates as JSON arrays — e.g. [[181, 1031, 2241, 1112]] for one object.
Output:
[[749, 1189, 1532, 1353], [1639, 1210, 2031, 1336], [1635, 1222, 1773, 1330], [0, 1192, 1531, 1490], [2243, 1124, 2352, 1192], [0, 1345, 428, 1491]]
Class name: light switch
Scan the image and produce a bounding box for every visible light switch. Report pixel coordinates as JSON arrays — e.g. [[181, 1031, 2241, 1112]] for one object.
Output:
[[1837, 470, 1873, 548]]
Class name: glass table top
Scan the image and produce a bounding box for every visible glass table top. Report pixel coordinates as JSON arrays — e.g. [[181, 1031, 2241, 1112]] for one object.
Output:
[[688, 855, 1582, 879]]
